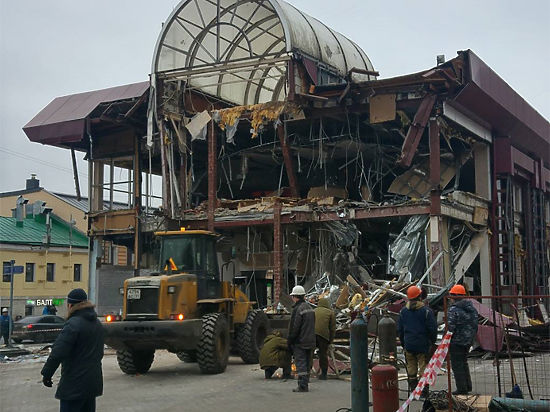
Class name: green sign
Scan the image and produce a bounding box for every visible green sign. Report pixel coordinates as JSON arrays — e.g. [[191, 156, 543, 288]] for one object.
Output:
[[53, 298, 64, 306], [26, 300, 35, 305]]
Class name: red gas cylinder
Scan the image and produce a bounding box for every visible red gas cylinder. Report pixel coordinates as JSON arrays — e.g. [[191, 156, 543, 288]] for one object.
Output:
[[371, 365, 399, 412]]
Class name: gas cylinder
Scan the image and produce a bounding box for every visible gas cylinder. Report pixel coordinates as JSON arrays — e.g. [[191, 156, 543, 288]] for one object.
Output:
[[371, 365, 399, 412], [351, 315, 369, 412], [378, 313, 397, 363]]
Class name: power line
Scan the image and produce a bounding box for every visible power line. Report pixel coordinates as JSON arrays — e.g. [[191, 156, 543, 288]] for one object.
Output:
[[0, 147, 88, 178]]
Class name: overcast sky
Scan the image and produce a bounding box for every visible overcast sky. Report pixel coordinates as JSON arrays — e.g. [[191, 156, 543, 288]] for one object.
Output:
[[1, 0, 548, 198]]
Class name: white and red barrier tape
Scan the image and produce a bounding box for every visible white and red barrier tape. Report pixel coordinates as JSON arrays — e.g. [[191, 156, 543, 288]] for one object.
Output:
[[396, 331, 453, 412]]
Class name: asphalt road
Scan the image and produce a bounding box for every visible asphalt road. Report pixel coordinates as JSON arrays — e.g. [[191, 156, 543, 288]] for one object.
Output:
[[4, 344, 546, 411], [1, 349, 359, 412]]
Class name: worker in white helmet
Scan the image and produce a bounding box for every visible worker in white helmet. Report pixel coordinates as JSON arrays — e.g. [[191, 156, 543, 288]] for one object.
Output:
[[287, 285, 315, 392]]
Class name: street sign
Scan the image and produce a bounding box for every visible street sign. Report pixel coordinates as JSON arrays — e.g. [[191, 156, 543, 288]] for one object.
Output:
[[2, 265, 23, 275]]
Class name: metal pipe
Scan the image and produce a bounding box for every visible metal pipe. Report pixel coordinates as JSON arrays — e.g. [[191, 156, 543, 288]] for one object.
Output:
[[511, 304, 534, 399], [444, 296, 452, 412]]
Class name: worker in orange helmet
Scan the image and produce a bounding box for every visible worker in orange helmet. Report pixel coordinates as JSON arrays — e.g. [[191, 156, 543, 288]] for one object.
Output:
[[447, 284, 478, 395], [397, 285, 437, 398]]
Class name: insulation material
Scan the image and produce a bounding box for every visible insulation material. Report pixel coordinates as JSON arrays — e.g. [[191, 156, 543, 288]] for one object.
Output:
[[307, 186, 348, 199], [388, 153, 470, 198], [369, 93, 396, 124], [185, 110, 211, 141], [389, 215, 429, 280], [215, 102, 288, 138]]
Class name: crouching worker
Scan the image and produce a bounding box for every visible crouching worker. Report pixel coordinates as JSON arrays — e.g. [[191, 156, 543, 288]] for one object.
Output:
[[259, 331, 292, 379]]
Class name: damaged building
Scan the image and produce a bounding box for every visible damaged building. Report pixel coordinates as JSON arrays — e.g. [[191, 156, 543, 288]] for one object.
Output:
[[23, 0, 549, 317]]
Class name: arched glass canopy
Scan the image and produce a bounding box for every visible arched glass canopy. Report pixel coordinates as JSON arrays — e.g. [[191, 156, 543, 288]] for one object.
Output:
[[152, 0, 375, 105]]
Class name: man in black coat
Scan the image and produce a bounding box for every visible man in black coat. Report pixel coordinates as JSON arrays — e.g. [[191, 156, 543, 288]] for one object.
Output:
[[41, 288, 104, 412], [287, 285, 315, 392]]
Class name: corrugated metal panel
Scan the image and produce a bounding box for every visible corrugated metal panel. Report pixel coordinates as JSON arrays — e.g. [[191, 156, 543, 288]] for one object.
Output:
[[23, 82, 149, 146], [0, 217, 88, 248]]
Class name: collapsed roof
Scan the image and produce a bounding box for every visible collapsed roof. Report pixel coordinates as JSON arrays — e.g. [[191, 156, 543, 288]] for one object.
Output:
[[152, 0, 376, 105]]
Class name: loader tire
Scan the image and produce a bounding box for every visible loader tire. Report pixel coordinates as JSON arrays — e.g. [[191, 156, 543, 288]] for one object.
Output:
[[176, 350, 197, 363], [197, 313, 229, 374], [237, 309, 269, 364], [116, 349, 155, 375]]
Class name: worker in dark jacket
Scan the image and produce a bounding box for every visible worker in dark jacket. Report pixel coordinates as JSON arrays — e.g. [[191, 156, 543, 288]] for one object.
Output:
[[314, 298, 336, 380], [447, 284, 478, 395], [288, 285, 315, 392], [259, 331, 292, 379], [41, 288, 104, 412], [398, 286, 437, 396]]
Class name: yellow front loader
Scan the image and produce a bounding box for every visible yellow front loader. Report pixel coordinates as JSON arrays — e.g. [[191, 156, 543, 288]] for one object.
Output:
[[103, 230, 269, 375]]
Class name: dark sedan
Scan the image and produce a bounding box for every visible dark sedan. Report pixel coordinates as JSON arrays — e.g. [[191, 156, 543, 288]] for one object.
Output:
[[12, 315, 65, 343]]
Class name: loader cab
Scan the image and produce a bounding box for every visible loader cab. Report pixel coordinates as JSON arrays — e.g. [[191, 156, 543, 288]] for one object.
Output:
[[157, 230, 221, 300]]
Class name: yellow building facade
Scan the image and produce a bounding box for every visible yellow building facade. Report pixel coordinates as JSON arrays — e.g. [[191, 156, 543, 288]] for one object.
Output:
[[1, 247, 88, 318]]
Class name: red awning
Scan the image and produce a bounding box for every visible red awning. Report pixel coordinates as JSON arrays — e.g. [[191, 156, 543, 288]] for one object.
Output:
[[23, 82, 149, 148]]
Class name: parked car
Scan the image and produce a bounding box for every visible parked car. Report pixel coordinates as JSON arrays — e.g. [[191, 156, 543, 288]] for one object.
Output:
[[12, 315, 65, 343]]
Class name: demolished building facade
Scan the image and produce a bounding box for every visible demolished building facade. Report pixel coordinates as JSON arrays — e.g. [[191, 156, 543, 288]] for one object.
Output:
[[23, 0, 549, 315]]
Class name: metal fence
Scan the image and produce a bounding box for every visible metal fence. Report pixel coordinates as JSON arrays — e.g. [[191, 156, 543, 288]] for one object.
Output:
[[442, 295, 550, 411]]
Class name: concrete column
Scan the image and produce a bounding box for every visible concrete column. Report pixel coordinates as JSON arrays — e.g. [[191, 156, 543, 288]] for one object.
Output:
[[91, 161, 104, 212], [88, 238, 100, 304], [474, 142, 492, 302]]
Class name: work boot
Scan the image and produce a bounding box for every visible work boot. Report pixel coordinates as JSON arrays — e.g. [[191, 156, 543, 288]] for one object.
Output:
[[264, 367, 276, 379], [419, 385, 429, 399], [293, 375, 309, 392], [319, 369, 327, 380], [452, 370, 469, 395], [408, 377, 419, 393], [465, 367, 472, 392]]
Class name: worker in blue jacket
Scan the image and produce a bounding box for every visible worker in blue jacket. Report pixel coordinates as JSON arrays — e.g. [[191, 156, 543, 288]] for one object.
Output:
[[1, 308, 14, 345], [398, 285, 437, 397], [447, 284, 478, 395]]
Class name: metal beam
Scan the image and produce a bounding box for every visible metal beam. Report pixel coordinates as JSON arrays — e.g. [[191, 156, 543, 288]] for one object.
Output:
[[208, 120, 217, 232], [273, 201, 283, 306], [397, 94, 436, 167], [180, 204, 432, 229], [428, 118, 444, 286], [277, 123, 299, 197], [429, 118, 441, 215]]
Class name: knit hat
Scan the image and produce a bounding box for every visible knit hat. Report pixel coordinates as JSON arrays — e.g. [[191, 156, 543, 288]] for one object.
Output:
[[67, 288, 88, 304]]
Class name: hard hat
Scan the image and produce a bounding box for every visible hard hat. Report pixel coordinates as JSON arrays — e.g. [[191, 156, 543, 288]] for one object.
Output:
[[2, 308, 8, 313], [449, 284, 466, 295], [407, 286, 422, 299], [290, 285, 306, 296]]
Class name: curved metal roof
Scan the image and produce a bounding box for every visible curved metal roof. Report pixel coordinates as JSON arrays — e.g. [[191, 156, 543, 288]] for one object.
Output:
[[152, 0, 375, 105]]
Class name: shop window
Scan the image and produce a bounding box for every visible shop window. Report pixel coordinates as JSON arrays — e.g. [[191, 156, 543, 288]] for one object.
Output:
[[46, 263, 55, 282], [74, 264, 82, 282], [25, 263, 35, 282], [2, 261, 10, 282], [25, 306, 33, 316]]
